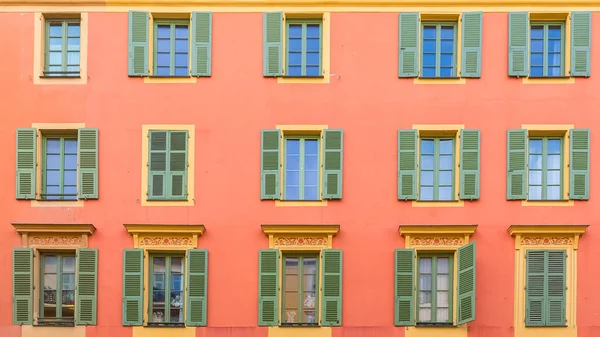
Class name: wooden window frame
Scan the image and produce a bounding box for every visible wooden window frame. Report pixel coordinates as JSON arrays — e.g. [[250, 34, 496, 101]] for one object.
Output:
[[281, 253, 320, 326], [420, 21, 458, 78], [38, 252, 76, 326], [416, 252, 454, 325], [529, 21, 566, 77], [147, 253, 186, 327], [283, 135, 321, 201], [285, 19, 323, 77], [41, 135, 78, 201], [147, 129, 189, 201], [527, 136, 564, 201], [153, 20, 190, 77], [418, 137, 455, 201], [44, 18, 81, 77]]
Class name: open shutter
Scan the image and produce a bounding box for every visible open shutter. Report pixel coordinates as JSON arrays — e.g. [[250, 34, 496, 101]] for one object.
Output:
[[461, 12, 483, 78], [398, 130, 418, 200], [187, 249, 208, 326], [507, 129, 527, 200], [321, 249, 342, 326], [128, 11, 149, 76], [263, 12, 283, 76], [16, 128, 37, 199], [460, 129, 480, 200], [546, 250, 566, 326], [258, 249, 279, 326], [508, 12, 529, 77], [570, 129, 590, 200], [399, 13, 419, 77], [457, 242, 476, 324], [570, 12, 591, 77], [191, 12, 212, 76], [78, 128, 99, 199], [525, 250, 546, 326], [260, 130, 281, 200], [122, 249, 143, 326], [12, 248, 33, 325], [323, 129, 344, 199], [394, 249, 414, 326], [148, 131, 168, 200], [76, 248, 98, 325], [168, 131, 188, 200]]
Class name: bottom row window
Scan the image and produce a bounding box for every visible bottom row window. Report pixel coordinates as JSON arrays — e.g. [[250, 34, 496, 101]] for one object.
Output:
[[150, 255, 185, 325]]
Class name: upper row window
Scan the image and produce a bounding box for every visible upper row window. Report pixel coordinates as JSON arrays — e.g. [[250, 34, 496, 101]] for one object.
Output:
[[44, 19, 80, 77], [154, 21, 190, 77], [530, 22, 564, 77], [421, 23, 457, 78], [286, 20, 322, 77]]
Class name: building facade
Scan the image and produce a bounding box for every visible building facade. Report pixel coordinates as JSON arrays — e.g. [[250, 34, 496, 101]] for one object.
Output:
[[1, 0, 600, 337]]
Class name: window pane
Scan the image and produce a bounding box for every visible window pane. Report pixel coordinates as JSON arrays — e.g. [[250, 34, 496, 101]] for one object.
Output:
[[437, 275, 449, 291], [286, 171, 299, 186], [67, 24, 80, 36], [548, 140, 561, 154], [529, 139, 542, 153], [175, 53, 188, 67], [548, 154, 561, 169], [531, 26, 544, 38], [306, 24, 320, 37], [64, 186, 77, 199], [439, 140, 453, 154], [420, 186, 433, 200], [436, 308, 449, 322], [529, 155, 542, 169], [171, 257, 183, 273], [421, 155, 434, 170], [47, 171, 60, 185], [440, 54, 453, 67], [422, 67, 435, 77], [49, 24, 62, 36], [439, 187, 453, 200], [440, 156, 453, 170], [151, 308, 165, 323], [547, 171, 561, 185], [307, 37, 320, 50], [64, 171, 77, 185], [547, 186, 561, 200], [440, 26, 454, 38], [419, 275, 432, 290], [441, 40, 453, 53], [306, 51, 320, 65], [529, 171, 542, 185], [421, 140, 434, 154], [419, 308, 432, 322], [62, 257, 75, 273], [157, 53, 170, 67], [175, 39, 188, 52], [288, 24, 302, 37], [439, 171, 453, 185], [157, 25, 170, 38], [421, 171, 433, 185], [286, 153, 300, 170], [62, 290, 75, 306], [49, 37, 62, 51], [157, 39, 170, 52], [437, 258, 449, 273], [64, 139, 77, 153], [531, 53, 543, 67], [305, 156, 318, 170], [419, 258, 432, 273], [153, 257, 166, 274], [423, 39, 436, 53], [288, 38, 302, 51], [436, 291, 449, 307], [547, 39, 561, 53], [304, 171, 318, 186], [440, 67, 453, 77], [304, 187, 318, 200], [529, 186, 542, 200], [530, 39, 544, 52], [45, 256, 58, 273], [548, 26, 562, 38], [175, 25, 188, 38], [306, 66, 320, 76], [423, 53, 436, 67], [64, 154, 77, 169]]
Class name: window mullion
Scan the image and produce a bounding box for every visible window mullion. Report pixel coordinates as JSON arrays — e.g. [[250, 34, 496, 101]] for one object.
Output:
[[433, 139, 439, 200], [436, 25, 441, 77], [431, 257, 438, 322], [298, 256, 304, 322], [170, 24, 176, 76], [62, 22, 68, 73], [302, 24, 307, 76], [56, 257, 63, 319], [60, 138, 65, 199], [299, 139, 305, 200], [453, 23, 457, 76], [542, 138, 548, 200], [165, 257, 171, 323], [543, 25, 548, 77]]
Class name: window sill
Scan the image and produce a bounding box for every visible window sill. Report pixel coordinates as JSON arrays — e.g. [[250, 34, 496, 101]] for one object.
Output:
[[522, 76, 575, 84], [521, 199, 574, 207], [412, 200, 465, 208], [30, 199, 85, 208], [147, 75, 192, 78], [146, 323, 186, 328], [413, 77, 466, 85], [143, 76, 198, 84], [280, 75, 325, 79], [146, 198, 188, 202], [275, 200, 328, 207], [280, 323, 320, 327], [418, 76, 461, 79], [416, 322, 455, 327], [39, 75, 81, 79], [276, 75, 329, 84], [34, 320, 75, 327]]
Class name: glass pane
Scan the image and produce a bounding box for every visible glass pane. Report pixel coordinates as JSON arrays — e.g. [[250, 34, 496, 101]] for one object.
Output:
[[419, 258, 432, 273], [306, 24, 319, 37], [419, 308, 431, 322], [529, 155, 542, 169], [152, 290, 165, 303], [421, 171, 433, 185], [174, 67, 188, 76], [436, 308, 449, 322], [548, 66, 561, 77], [547, 39, 561, 53], [288, 38, 302, 51], [548, 26, 562, 38], [67, 24, 80, 36], [530, 66, 543, 77], [62, 257, 75, 273], [46, 186, 60, 199], [44, 306, 57, 318], [175, 39, 188, 52], [64, 171, 77, 185], [419, 275, 431, 290], [288, 24, 302, 37], [62, 273, 75, 290], [437, 291, 449, 307], [437, 275, 449, 291], [548, 139, 561, 153], [439, 140, 453, 154], [423, 26, 436, 38], [46, 139, 61, 153], [547, 171, 561, 185], [306, 52, 320, 65], [68, 38, 80, 50], [529, 171, 542, 185], [156, 67, 170, 76], [151, 308, 165, 323], [548, 154, 561, 169], [64, 186, 77, 199], [156, 53, 170, 67], [306, 66, 320, 76], [421, 140, 434, 154], [439, 171, 453, 185], [441, 40, 453, 54], [529, 140, 542, 153], [304, 171, 318, 186], [171, 257, 183, 273], [49, 24, 62, 36], [286, 171, 299, 186], [171, 275, 183, 291], [285, 310, 298, 323], [64, 154, 77, 169], [530, 26, 544, 39], [440, 67, 453, 77], [422, 67, 435, 77], [62, 290, 75, 305], [285, 187, 299, 200], [47, 171, 60, 185], [157, 39, 170, 52], [286, 139, 300, 154], [441, 54, 453, 67], [45, 256, 58, 273], [157, 25, 170, 38], [547, 186, 561, 200], [64, 139, 77, 153], [531, 53, 543, 66], [440, 156, 453, 170], [307, 37, 320, 50], [62, 306, 75, 318], [303, 291, 317, 308], [530, 39, 544, 52], [529, 186, 542, 200], [304, 186, 318, 200], [153, 257, 166, 273], [285, 291, 299, 308], [420, 187, 433, 200], [305, 155, 318, 170], [153, 274, 165, 290], [175, 53, 188, 67], [440, 26, 454, 38], [288, 52, 301, 67], [419, 291, 432, 306], [437, 258, 449, 273], [423, 53, 436, 67], [170, 290, 184, 309], [170, 309, 183, 322], [49, 38, 62, 51], [421, 156, 434, 170], [175, 25, 188, 38], [439, 187, 452, 200]]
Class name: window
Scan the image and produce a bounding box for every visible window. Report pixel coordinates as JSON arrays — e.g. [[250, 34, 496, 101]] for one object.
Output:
[[282, 254, 319, 324], [154, 21, 190, 76], [530, 23, 564, 77], [148, 130, 189, 200], [45, 19, 81, 77], [286, 20, 322, 77], [284, 137, 320, 200], [419, 138, 455, 201], [525, 250, 566, 326], [149, 255, 185, 325], [528, 137, 562, 200], [40, 253, 76, 325], [421, 23, 457, 78], [417, 254, 453, 324], [42, 136, 78, 200]]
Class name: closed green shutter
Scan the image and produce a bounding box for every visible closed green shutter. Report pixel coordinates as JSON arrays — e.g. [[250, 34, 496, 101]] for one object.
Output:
[[570, 12, 591, 77], [148, 130, 168, 200], [260, 130, 281, 200], [508, 12, 529, 77], [323, 129, 344, 199], [258, 249, 279, 326], [168, 131, 188, 200], [122, 249, 144, 326], [394, 249, 414, 326], [321, 249, 342, 326], [569, 128, 590, 200], [460, 129, 480, 200], [76, 248, 98, 325], [263, 12, 283, 77], [507, 129, 527, 200], [191, 12, 212, 76], [78, 128, 99, 199], [526, 250, 566, 327], [186, 249, 208, 326], [12, 248, 33, 325], [461, 12, 483, 78], [399, 13, 419, 77], [128, 11, 149, 76], [16, 128, 37, 199], [546, 251, 566, 326], [525, 250, 545, 326], [398, 130, 417, 200], [457, 242, 476, 324]]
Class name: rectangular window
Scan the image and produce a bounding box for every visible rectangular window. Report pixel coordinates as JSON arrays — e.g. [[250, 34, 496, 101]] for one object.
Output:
[[148, 130, 189, 200], [45, 20, 81, 77], [282, 254, 319, 325], [417, 254, 453, 324], [528, 137, 562, 200], [284, 137, 320, 200], [286, 20, 322, 77], [43, 136, 78, 200], [530, 23, 564, 77], [421, 22, 457, 78], [526, 250, 566, 326], [154, 21, 190, 76], [40, 253, 76, 325], [149, 255, 185, 325], [419, 138, 454, 201]]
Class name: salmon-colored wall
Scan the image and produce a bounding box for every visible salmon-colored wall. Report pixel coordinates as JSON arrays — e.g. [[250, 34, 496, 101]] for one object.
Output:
[[1, 9, 600, 337]]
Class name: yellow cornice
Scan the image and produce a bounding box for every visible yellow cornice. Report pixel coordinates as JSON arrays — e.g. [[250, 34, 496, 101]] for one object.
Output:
[[123, 224, 206, 235], [12, 223, 96, 235], [399, 224, 478, 236], [262, 224, 339, 236], [508, 224, 589, 236]]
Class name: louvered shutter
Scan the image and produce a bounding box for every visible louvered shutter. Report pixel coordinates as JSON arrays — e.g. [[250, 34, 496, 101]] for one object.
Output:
[[258, 249, 279, 326], [570, 12, 591, 77], [457, 242, 476, 324], [263, 12, 283, 76], [507, 129, 527, 200], [323, 129, 344, 199], [394, 249, 414, 326], [128, 11, 149, 76], [460, 129, 480, 200], [76, 248, 98, 325], [399, 13, 419, 77], [168, 131, 188, 200], [78, 128, 99, 199], [569, 129, 590, 200], [16, 128, 37, 199], [191, 12, 212, 76], [148, 131, 168, 199], [461, 12, 483, 78], [508, 12, 529, 77], [398, 130, 418, 200], [546, 251, 566, 326], [260, 130, 281, 199], [186, 249, 208, 326], [525, 250, 545, 326], [122, 249, 143, 326], [321, 249, 342, 326], [12, 248, 33, 325]]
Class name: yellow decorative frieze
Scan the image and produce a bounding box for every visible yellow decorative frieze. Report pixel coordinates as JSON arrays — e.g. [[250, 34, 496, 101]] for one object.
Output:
[[123, 224, 205, 249], [521, 236, 572, 246], [29, 235, 82, 246], [399, 224, 477, 249], [262, 224, 339, 249], [12, 223, 95, 248], [274, 236, 328, 247], [139, 236, 193, 247], [411, 237, 464, 246]]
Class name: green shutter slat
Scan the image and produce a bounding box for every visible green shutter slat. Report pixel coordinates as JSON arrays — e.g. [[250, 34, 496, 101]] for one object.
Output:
[[457, 242, 476, 324], [16, 128, 37, 200], [168, 131, 188, 200], [398, 130, 418, 200], [128, 11, 149, 76], [260, 130, 281, 200], [570, 128, 590, 200], [76, 248, 98, 325], [394, 248, 414, 326], [323, 129, 344, 199], [258, 249, 279, 326], [461, 12, 482, 78], [546, 250, 566, 326], [122, 249, 144, 326], [526, 250, 546, 326], [507, 129, 527, 200], [460, 129, 480, 200], [148, 130, 168, 200], [570, 12, 591, 77], [263, 12, 283, 77], [12, 248, 33, 325], [321, 249, 342, 326], [191, 12, 212, 76], [399, 13, 419, 77], [186, 249, 208, 326], [508, 12, 529, 77], [78, 128, 99, 199]]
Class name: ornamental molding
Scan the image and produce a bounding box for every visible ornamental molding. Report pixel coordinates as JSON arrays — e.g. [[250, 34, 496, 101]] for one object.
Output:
[[139, 236, 193, 246], [411, 237, 464, 246], [29, 236, 82, 246], [274, 236, 328, 247], [521, 236, 572, 246]]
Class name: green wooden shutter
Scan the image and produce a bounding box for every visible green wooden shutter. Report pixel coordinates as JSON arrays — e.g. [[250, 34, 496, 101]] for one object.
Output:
[[186, 249, 208, 326], [191, 12, 212, 76], [263, 12, 283, 77], [258, 249, 279, 326], [16, 128, 37, 199], [507, 129, 527, 200], [398, 130, 418, 200], [525, 250, 546, 326], [570, 128, 590, 200], [508, 12, 529, 77], [461, 12, 483, 78], [76, 248, 98, 325], [168, 131, 188, 200], [321, 249, 342, 326], [570, 12, 591, 77], [148, 130, 168, 200], [122, 249, 144, 326], [128, 11, 149, 76], [460, 129, 480, 200], [399, 13, 419, 77], [78, 128, 99, 199], [260, 130, 281, 200], [323, 129, 344, 199], [12, 248, 33, 325], [457, 242, 476, 324], [546, 250, 566, 326], [394, 248, 414, 326]]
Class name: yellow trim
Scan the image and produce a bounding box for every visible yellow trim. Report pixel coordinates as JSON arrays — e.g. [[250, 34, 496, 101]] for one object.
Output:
[[141, 124, 195, 206], [268, 327, 331, 337], [13, 223, 96, 235], [530, 12, 569, 20], [508, 224, 588, 236], [399, 224, 477, 236], [275, 200, 328, 206], [133, 327, 195, 337], [405, 326, 467, 337], [522, 77, 575, 84], [413, 78, 466, 84], [262, 224, 339, 236], [143, 77, 198, 83], [420, 13, 460, 20], [22, 325, 86, 337], [521, 200, 574, 206]]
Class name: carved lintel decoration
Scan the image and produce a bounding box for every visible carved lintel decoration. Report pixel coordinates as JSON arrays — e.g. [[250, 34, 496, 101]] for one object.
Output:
[[274, 237, 328, 246], [139, 236, 193, 246], [411, 237, 464, 246], [29, 236, 81, 246], [521, 236, 572, 246]]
